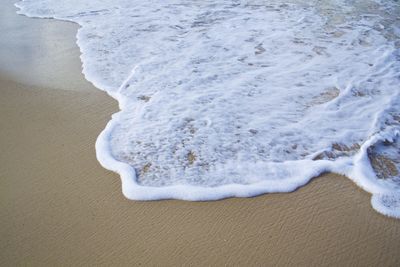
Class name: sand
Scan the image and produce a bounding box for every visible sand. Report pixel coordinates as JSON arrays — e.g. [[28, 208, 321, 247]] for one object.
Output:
[[1, 1, 400, 266]]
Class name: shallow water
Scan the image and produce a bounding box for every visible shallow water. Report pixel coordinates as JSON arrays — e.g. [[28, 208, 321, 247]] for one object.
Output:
[[16, 0, 400, 217], [0, 0, 93, 91]]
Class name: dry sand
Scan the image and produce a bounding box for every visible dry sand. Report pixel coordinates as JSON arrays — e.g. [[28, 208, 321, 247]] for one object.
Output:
[[1, 1, 400, 266]]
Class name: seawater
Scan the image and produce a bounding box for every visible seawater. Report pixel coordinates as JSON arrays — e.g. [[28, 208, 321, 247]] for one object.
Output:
[[16, 0, 400, 218]]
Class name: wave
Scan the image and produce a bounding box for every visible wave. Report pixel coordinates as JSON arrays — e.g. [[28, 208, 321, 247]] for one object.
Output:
[[16, 0, 400, 218]]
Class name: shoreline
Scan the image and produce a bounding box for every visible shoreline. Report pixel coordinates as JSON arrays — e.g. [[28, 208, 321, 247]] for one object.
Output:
[[1, 1, 400, 265], [14, 0, 400, 214]]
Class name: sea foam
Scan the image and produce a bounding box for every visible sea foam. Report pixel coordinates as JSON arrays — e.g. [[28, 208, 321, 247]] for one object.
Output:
[[16, 0, 400, 218]]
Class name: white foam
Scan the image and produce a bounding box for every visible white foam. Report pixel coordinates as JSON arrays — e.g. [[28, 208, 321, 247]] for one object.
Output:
[[16, 0, 400, 218]]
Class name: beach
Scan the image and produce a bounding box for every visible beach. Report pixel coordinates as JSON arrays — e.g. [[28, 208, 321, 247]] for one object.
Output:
[[1, 0, 400, 266]]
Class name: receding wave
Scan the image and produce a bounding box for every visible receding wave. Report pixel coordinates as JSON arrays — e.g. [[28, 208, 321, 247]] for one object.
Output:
[[16, 0, 400, 217]]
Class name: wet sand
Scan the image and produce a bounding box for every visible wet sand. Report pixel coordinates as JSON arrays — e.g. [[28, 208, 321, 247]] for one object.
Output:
[[1, 1, 400, 266]]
